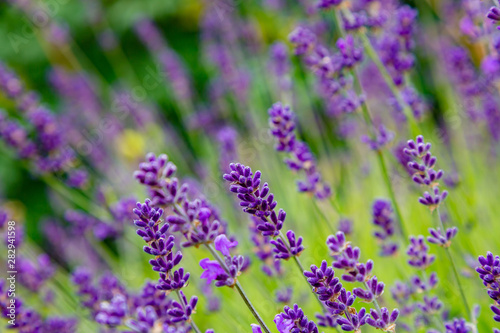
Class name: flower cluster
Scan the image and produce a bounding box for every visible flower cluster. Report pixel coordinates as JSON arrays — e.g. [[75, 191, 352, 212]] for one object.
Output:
[[404, 135, 448, 210], [288, 27, 364, 116], [476, 252, 500, 322], [1, 275, 77, 332], [72, 268, 202, 331], [406, 235, 436, 269], [304, 257, 399, 331], [135, 19, 192, 102], [133, 200, 190, 291], [268, 102, 332, 199], [134, 153, 227, 248], [200, 234, 248, 287], [223, 163, 304, 261], [274, 304, 319, 333], [487, 7, 500, 29], [427, 227, 458, 248], [372, 199, 398, 256], [0, 63, 88, 185]]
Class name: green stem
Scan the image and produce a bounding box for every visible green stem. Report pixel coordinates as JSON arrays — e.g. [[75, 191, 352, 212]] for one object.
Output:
[[434, 208, 471, 320], [204, 244, 272, 333], [376, 151, 408, 240]]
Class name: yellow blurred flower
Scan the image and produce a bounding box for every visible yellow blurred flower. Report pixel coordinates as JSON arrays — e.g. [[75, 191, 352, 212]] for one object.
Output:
[[116, 129, 146, 160]]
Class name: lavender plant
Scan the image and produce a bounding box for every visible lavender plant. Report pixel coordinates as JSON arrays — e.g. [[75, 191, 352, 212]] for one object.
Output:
[[1, 0, 500, 332]]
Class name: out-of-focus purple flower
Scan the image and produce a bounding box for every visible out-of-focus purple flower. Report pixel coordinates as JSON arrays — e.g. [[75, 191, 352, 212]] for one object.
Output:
[[427, 227, 457, 248], [268, 102, 296, 152], [362, 125, 394, 151], [18, 254, 55, 293], [134, 18, 165, 52], [289, 27, 317, 55], [391, 281, 416, 316], [216, 126, 238, 174], [337, 218, 353, 235], [275, 287, 293, 303], [95, 294, 128, 326], [66, 169, 89, 188], [417, 296, 442, 315], [406, 235, 435, 269], [268, 102, 332, 199], [372, 199, 398, 256], [336, 35, 363, 68], [269, 42, 292, 92]]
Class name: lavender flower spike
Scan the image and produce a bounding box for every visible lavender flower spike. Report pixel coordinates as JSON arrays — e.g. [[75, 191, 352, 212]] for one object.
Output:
[[476, 252, 500, 322], [427, 227, 458, 248], [223, 163, 285, 237], [268, 102, 332, 200], [274, 304, 319, 333]]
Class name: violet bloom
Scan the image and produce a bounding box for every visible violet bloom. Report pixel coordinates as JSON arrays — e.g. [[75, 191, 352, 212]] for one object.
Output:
[[336, 307, 368, 331], [327, 232, 374, 283], [487, 7, 500, 29], [200, 234, 246, 287], [362, 125, 395, 151], [223, 163, 285, 237], [288, 27, 364, 115], [268, 102, 331, 199], [337, 218, 353, 235], [417, 295, 442, 315], [133, 200, 190, 291], [476, 252, 500, 322], [17, 254, 55, 293], [135, 153, 227, 248], [317, 0, 342, 10], [216, 126, 238, 174], [223, 163, 306, 261], [274, 304, 319, 333], [366, 307, 399, 331], [372, 199, 398, 256], [134, 19, 192, 102], [404, 135, 448, 210], [427, 227, 458, 248], [406, 235, 436, 269], [275, 287, 293, 304], [269, 42, 292, 92], [444, 318, 471, 332], [391, 281, 416, 317]]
